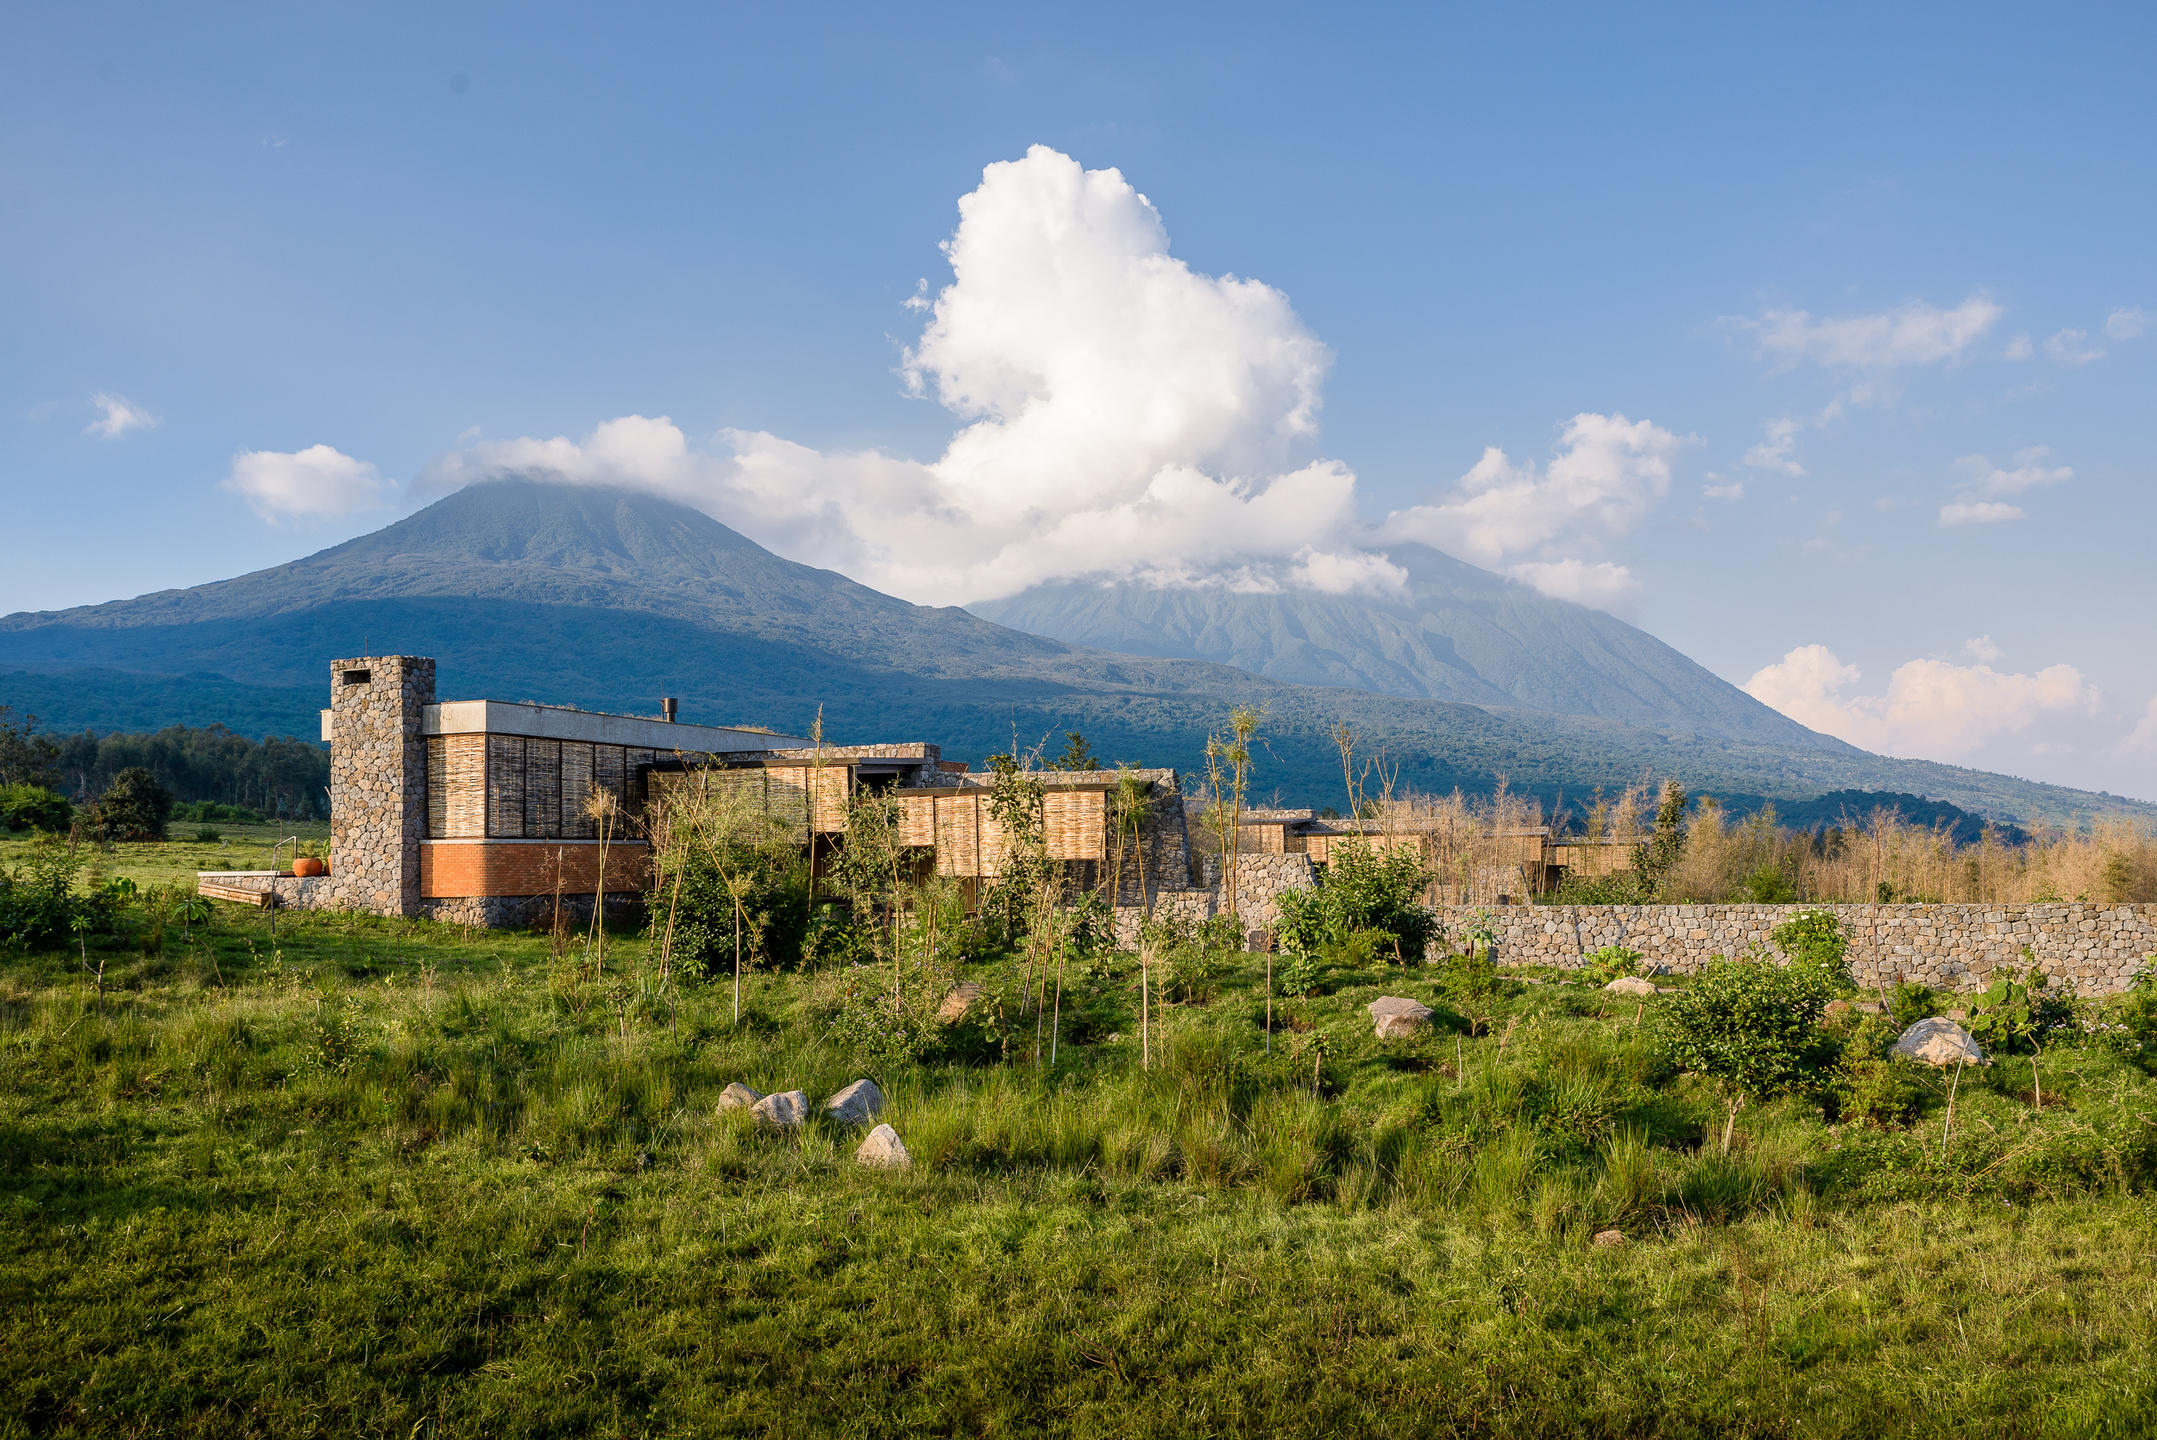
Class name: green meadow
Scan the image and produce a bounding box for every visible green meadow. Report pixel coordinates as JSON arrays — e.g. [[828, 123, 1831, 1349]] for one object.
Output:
[[2, 836, 2155, 1437]]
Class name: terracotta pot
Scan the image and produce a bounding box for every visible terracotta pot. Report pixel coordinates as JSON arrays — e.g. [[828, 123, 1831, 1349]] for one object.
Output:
[[292, 857, 326, 878]]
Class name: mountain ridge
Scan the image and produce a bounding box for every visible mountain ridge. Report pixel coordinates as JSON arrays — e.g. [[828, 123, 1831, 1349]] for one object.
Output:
[[2, 480, 2147, 827]]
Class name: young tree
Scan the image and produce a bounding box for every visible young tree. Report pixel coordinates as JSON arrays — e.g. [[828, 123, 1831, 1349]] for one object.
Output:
[[1202, 706, 1263, 1045], [1052, 731, 1099, 772], [1109, 767, 1157, 1068]]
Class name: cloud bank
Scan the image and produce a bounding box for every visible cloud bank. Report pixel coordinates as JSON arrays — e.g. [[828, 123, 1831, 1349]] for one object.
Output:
[[412, 146, 1678, 612], [1745, 643, 2099, 761]]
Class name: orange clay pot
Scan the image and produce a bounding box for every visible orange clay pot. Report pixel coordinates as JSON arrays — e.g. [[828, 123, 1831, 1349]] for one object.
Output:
[[292, 857, 327, 878]]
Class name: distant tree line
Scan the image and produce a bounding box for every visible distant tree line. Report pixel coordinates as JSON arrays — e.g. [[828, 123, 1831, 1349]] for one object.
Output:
[[0, 707, 329, 824]]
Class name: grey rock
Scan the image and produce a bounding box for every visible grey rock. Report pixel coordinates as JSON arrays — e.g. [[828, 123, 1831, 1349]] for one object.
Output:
[[824, 1078, 885, 1126], [1368, 995, 1434, 1039], [750, 1089, 809, 1127], [1892, 1017, 1985, 1067], [717, 1081, 763, 1113], [856, 1123, 911, 1169], [1603, 976, 1656, 997], [936, 982, 984, 1024]]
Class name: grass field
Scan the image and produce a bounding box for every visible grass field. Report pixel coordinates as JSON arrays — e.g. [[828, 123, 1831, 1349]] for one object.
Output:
[[2, 841, 2155, 1436]]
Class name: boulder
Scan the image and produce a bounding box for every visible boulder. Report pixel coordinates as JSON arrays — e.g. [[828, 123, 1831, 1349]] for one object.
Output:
[[750, 1089, 809, 1128], [1824, 999, 1853, 1022], [1368, 996, 1434, 1040], [1892, 1017, 1985, 1067], [1603, 976, 1656, 997], [716, 1082, 763, 1113], [1593, 1229, 1626, 1247], [856, 1124, 911, 1169], [825, 1078, 885, 1126], [936, 982, 984, 1024]]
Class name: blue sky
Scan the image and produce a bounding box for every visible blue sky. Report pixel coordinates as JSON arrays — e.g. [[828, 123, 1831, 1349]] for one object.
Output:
[[5, 4, 2154, 798]]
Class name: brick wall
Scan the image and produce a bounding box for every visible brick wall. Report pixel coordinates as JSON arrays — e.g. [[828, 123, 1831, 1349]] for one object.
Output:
[[420, 840, 651, 898]]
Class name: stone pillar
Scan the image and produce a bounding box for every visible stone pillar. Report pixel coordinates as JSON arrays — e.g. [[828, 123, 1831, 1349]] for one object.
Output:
[[327, 656, 434, 917]]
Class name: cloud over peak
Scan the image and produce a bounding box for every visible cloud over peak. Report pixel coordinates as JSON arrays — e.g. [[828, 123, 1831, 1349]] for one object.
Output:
[[226, 444, 393, 523]]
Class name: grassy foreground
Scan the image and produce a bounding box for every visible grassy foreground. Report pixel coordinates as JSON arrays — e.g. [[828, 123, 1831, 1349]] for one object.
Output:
[[2, 882, 2156, 1436]]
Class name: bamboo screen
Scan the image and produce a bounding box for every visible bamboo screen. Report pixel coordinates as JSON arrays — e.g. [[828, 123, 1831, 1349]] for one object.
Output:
[[425, 734, 488, 839], [1042, 789, 1106, 861], [645, 764, 852, 843]]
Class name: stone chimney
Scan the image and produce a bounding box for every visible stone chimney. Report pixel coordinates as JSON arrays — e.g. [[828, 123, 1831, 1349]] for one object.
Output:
[[327, 656, 434, 917]]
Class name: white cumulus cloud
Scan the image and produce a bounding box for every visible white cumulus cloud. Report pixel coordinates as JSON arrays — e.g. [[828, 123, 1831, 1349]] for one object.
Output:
[[421, 146, 1375, 605], [1379, 412, 1687, 609], [1745, 643, 2100, 761], [86, 391, 157, 439], [226, 444, 394, 523], [1938, 447, 2072, 527], [2106, 307, 2149, 341], [1735, 295, 2001, 370]]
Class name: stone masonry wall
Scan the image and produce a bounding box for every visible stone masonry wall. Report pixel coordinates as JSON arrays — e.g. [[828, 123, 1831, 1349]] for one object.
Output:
[[1111, 855, 1316, 945], [328, 656, 433, 918], [1450, 903, 2156, 996]]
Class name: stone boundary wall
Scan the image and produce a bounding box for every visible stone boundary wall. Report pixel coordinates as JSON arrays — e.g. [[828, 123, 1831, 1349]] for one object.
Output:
[[1111, 855, 1315, 945], [1449, 903, 2157, 996]]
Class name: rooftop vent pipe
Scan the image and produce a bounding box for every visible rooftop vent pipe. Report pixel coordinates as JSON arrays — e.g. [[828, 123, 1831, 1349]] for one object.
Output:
[[662, 697, 679, 723]]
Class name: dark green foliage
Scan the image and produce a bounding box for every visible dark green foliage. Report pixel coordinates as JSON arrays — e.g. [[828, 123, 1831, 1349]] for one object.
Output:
[[2100, 969, 2157, 1069], [0, 782, 71, 832], [0, 704, 61, 788], [0, 841, 125, 950], [1656, 955, 1842, 1100], [1887, 980, 1941, 1028], [93, 765, 173, 841], [1741, 862, 1797, 902], [1582, 945, 1645, 984], [1630, 781, 1690, 898], [171, 799, 267, 824], [1050, 730, 1099, 771], [661, 843, 815, 977], [1275, 839, 1437, 964], [1966, 969, 2077, 1055], [1829, 1014, 1934, 1126], [1771, 907, 1854, 992]]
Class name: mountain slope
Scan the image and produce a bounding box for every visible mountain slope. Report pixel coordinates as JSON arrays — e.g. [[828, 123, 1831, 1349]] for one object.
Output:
[[971, 543, 1821, 747], [2, 481, 2147, 827]]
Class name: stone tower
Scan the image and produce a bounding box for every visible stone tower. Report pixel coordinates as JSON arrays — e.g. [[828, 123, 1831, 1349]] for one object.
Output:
[[327, 656, 434, 917]]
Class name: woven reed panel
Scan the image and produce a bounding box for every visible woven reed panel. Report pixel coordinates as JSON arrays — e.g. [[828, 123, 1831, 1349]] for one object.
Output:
[[1305, 832, 1331, 864], [594, 745, 627, 810], [934, 793, 980, 876], [559, 742, 596, 838], [764, 767, 813, 844], [439, 735, 487, 839], [809, 765, 850, 833], [1252, 821, 1287, 854], [487, 735, 525, 838], [977, 801, 1013, 880], [526, 739, 562, 839], [898, 793, 936, 847], [426, 736, 448, 839], [1043, 789, 1105, 861]]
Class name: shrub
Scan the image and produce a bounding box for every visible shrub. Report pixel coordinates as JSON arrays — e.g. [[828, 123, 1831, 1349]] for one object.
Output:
[[0, 841, 125, 950], [1276, 841, 1436, 964], [1742, 864, 1797, 903], [0, 783, 72, 833], [1582, 945, 1645, 984], [194, 827, 224, 843], [1771, 908, 1852, 991], [94, 767, 173, 841], [2099, 967, 2157, 1070], [1830, 1014, 1932, 1125], [1966, 969, 2077, 1055], [1883, 980, 1939, 1028], [1656, 953, 1842, 1146]]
